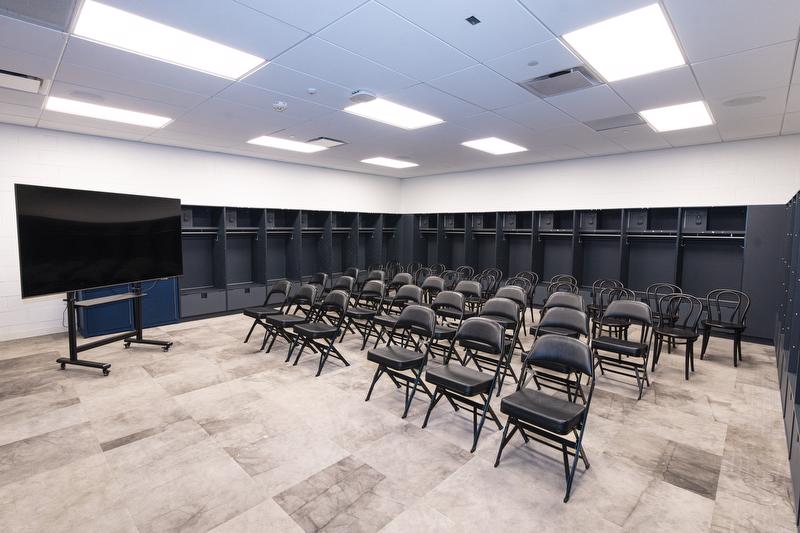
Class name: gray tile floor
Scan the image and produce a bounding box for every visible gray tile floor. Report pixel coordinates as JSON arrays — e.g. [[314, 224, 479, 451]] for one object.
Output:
[[0, 311, 794, 532]]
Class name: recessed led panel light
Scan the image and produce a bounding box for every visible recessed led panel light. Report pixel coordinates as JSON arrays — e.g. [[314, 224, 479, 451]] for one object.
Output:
[[45, 96, 172, 128], [639, 101, 713, 132], [344, 98, 444, 130], [74, 0, 266, 79], [562, 4, 684, 82], [461, 137, 527, 155], [247, 136, 328, 153], [361, 157, 418, 169]]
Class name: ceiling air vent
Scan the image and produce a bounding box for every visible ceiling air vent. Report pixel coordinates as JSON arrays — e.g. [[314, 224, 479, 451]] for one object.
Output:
[[518, 67, 601, 98], [306, 137, 347, 148], [0, 69, 43, 94], [584, 113, 645, 132], [0, 0, 78, 31]]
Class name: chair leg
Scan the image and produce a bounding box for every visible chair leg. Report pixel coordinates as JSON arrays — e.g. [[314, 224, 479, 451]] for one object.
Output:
[[291, 339, 308, 365], [422, 387, 445, 428], [700, 325, 711, 359], [365, 366, 384, 402], [493, 421, 518, 467], [734, 332, 741, 366], [402, 368, 424, 419], [684, 342, 690, 380], [564, 426, 589, 503], [244, 319, 258, 343], [470, 391, 497, 453], [689, 341, 695, 372], [652, 335, 663, 371]]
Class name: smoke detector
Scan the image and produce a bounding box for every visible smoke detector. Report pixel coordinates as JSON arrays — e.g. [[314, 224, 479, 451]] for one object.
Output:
[[349, 89, 377, 104]]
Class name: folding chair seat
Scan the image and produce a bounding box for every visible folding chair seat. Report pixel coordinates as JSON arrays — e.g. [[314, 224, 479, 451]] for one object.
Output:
[[592, 300, 653, 399], [242, 280, 292, 348], [423, 317, 506, 452], [263, 284, 318, 355], [290, 290, 350, 376], [524, 307, 590, 403], [366, 305, 437, 418], [339, 280, 384, 350], [494, 335, 595, 503]]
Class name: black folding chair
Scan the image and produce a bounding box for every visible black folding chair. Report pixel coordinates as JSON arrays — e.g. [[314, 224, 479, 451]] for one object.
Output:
[[423, 317, 506, 452], [421, 275, 445, 304], [387, 272, 413, 296], [339, 280, 385, 350], [592, 300, 653, 399], [495, 335, 595, 503], [242, 280, 291, 349], [428, 290, 465, 361], [505, 277, 533, 335], [524, 307, 590, 403], [475, 296, 522, 395], [372, 285, 423, 347], [263, 284, 318, 356], [366, 305, 437, 418], [291, 290, 350, 376]]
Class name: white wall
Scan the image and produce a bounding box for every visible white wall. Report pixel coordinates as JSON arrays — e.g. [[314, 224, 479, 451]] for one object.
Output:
[[2, 124, 799, 341], [401, 135, 800, 213], [0, 124, 400, 341]]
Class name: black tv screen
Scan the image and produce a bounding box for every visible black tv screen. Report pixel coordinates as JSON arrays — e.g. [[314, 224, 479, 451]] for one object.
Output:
[[15, 184, 183, 298]]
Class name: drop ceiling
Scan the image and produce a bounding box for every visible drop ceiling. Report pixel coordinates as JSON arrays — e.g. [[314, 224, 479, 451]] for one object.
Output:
[[0, 0, 798, 177]]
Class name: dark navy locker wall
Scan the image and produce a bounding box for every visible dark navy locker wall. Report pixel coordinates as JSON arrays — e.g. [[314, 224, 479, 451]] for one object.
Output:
[[581, 238, 620, 283], [744, 205, 785, 339], [680, 241, 744, 297], [627, 239, 676, 291]]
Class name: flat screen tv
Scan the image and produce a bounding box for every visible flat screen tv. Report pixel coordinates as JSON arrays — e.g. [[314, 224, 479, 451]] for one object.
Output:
[[15, 184, 182, 298]]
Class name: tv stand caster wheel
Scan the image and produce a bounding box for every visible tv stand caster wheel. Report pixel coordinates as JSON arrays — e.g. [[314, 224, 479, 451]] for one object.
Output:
[[60, 363, 65, 370], [102, 369, 110, 376]]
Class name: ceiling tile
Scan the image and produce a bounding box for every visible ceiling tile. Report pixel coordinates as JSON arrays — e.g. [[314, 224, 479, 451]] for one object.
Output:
[[0, 87, 44, 109], [601, 124, 670, 151], [661, 124, 722, 147], [143, 129, 236, 149], [61, 38, 231, 97], [429, 65, 534, 110], [610, 66, 702, 111], [377, 0, 553, 62], [243, 64, 351, 109], [485, 39, 580, 82], [234, 0, 368, 33], [384, 84, 484, 122], [518, 0, 653, 35], [38, 113, 155, 138], [100, 0, 307, 59], [164, 98, 300, 141], [273, 37, 416, 94], [0, 113, 37, 127], [716, 114, 783, 141], [787, 85, 800, 114], [0, 15, 66, 79], [318, 3, 475, 81], [55, 61, 208, 110], [217, 83, 337, 121], [664, 0, 800, 62], [274, 110, 406, 146], [48, 81, 188, 119], [450, 111, 539, 146], [493, 99, 578, 132], [545, 84, 634, 121], [783, 112, 800, 135], [0, 100, 41, 119], [692, 41, 796, 99], [708, 86, 789, 121]]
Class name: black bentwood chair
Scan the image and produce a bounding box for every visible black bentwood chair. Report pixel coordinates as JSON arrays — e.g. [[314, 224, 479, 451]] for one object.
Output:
[[291, 290, 350, 376], [651, 293, 703, 380], [700, 289, 751, 367], [263, 284, 318, 356], [242, 280, 292, 348], [592, 300, 653, 399], [365, 305, 437, 418], [422, 317, 506, 452], [339, 280, 385, 349], [495, 335, 595, 503]]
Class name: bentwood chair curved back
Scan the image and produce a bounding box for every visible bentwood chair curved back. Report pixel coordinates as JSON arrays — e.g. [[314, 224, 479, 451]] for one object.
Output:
[[700, 288, 751, 367]]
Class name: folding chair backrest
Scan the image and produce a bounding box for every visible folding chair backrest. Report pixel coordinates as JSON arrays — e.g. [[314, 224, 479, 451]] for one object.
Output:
[[332, 276, 355, 293], [265, 280, 291, 306], [421, 276, 445, 292], [394, 304, 436, 338], [343, 267, 360, 280], [495, 285, 527, 310], [455, 280, 482, 300], [454, 317, 505, 356], [320, 289, 349, 313], [543, 292, 585, 312], [604, 299, 653, 343], [367, 270, 385, 282], [431, 290, 465, 317], [528, 335, 593, 378], [536, 307, 589, 338], [480, 297, 520, 325], [393, 284, 423, 306], [390, 272, 413, 287]]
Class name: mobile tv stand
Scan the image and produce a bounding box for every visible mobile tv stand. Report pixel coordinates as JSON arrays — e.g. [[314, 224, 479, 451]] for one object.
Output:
[[57, 282, 173, 376]]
